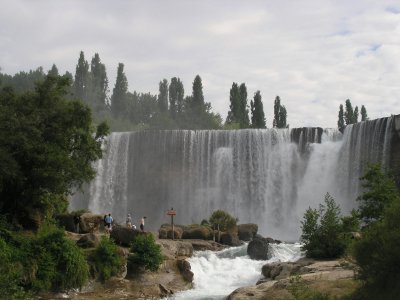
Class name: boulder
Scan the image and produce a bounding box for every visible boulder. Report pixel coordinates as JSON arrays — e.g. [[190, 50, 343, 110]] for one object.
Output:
[[247, 238, 271, 260], [159, 225, 183, 239], [157, 240, 194, 259], [261, 258, 314, 280], [76, 233, 101, 248], [177, 259, 194, 282], [182, 225, 213, 240], [237, 223, 258, 241], [79, 213, 104, 233], [110, 226, 141, 246], [220, 232, 243, 246]]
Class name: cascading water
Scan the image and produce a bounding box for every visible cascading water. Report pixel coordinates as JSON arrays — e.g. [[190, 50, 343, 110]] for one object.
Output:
[[166, 242, 303, 300], [70, 115, 398, 240]]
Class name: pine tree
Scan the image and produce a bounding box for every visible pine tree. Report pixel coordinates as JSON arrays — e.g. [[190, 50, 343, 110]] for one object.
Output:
[[250, 91, 266, 128], [344, 99, 354, 125], [158, 79, 168, 112], [338, 104, 345, 130], [111, 63, 128, 118], [73, 51, 89, 101], [361, 105, 368, 121]]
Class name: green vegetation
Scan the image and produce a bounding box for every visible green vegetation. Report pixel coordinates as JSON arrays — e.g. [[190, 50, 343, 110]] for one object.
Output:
[[273, 95, 288, 128], [0, 75, 108, 228], [129, 234, 163, 272], [91, 237, 124, 281], [337, 99, 367, 130], [209, 210, 237, 232], [300, 193, 355, 259], [250, 90, 266, 128]]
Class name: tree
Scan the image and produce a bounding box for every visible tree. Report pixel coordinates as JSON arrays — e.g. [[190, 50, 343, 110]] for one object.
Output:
[[192, 75, 204, 110], [209, 210, 237, 232], [226, 82, 240, 126], [0, 75, 109, 227], [73, 51, 89, 101], [89, 53, 108, 111], [300, 193, 347, 258], [344, 99, 354, 125], [353, 106, 359, 123], [238, 83, 250, 128], [273, 96, 288, 128], [357, 164, 399, 226], [111, 63, 128, 118], [361, 105, 368, 121], [158, 79, 168, 112], [48, 64, 59, 77], [338, 104, 345, 131], [250, 91, 266, 128], [129, 234, 163, 272]]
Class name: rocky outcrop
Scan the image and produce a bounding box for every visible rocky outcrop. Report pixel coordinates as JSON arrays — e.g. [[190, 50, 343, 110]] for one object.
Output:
[[177, 259, 194, 282], [227, 259, 356, 300], [237, 223, 258, 241], [220, 232, 243, 246], [182, 225, 213, 240], [110, 226, 142, 247], [57, 212, 104, 233], [157, 239, 194, 259], [159, 224, 184, 239], [76, 233, 101, 248], [247, 236, 281, 260]]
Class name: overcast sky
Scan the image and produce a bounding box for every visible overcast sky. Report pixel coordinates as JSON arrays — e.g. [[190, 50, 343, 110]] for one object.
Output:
[[1, 0, 399, 128]]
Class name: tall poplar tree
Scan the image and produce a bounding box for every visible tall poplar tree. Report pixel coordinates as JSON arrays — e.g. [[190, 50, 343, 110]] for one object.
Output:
[[111, 63, 128, 118], [73, 51, 89, 101], [250, 91, 266, 128], [344, 99, 354, 125], [158, 79, 168, 112], [353, 106, 359, 123], [192, 75, 204, 111], [89, 53, 108, 111], [48, 64, 59, 77], [338, 104, 345, 130], [226, 82, 240, 125], [273, 96, 288, 128], [238, 83, 250, 128], [361, 105, 368, 121]]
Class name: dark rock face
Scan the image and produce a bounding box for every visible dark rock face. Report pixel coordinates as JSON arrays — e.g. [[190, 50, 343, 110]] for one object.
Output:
[[182, 226, 213, 240], [76, 233, 101, 248], [391, 115, 400, 187], [79, 213, 104, 233], [110, 226, 141, 246], [220, 232, 243, 246], [159, 224, 183, 239], [247, 238, 270, 260], [237, 223, 258, 241], [177, 259, 194, 282]]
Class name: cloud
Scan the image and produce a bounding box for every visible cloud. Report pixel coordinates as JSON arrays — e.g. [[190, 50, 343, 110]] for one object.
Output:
[[0, 0, 399, 128]]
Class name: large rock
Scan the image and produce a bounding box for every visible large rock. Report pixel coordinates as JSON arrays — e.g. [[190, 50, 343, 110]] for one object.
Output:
[[247, 238, 271, 260], [110, 226, 141, 246], [238, 223, 258, 241], [157, 240, 194, 259], [182, 225, 213, 240], [76, 233, 101, 248], [261, 258, 314, 280], [159, 224, 183, 239], [177, 259, 194, 282], [79, 213, 104, 233], [220, 232, 243, 246]]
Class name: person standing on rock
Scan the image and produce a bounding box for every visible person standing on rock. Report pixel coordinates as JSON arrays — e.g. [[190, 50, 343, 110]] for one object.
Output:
[[105, 213, 113, 233], [140, 216, 146, 232], [126, 213, 132, 228]]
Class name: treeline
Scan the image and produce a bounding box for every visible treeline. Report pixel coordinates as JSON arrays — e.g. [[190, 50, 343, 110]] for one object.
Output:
[[1, 51, 373, 132]]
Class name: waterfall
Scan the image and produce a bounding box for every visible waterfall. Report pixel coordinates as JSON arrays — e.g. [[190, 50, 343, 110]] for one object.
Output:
[[70, 115, 397, 240]]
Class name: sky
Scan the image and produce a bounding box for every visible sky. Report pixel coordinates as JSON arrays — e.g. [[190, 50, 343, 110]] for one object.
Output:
[[0, 0, 399, 128]]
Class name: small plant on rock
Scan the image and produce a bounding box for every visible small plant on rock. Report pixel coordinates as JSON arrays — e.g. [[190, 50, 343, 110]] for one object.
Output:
[[129, 234, 163, 272]]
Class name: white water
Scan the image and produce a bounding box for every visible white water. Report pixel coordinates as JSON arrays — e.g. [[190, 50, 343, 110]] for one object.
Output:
[[166, 243, 303, 300]]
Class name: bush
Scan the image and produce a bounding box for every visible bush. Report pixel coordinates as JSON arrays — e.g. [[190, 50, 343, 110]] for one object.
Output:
[[301, 193, 347, 259], [92, 237, 123, 281], [129, 234, 163, 272], [209, 210, 237, 232]]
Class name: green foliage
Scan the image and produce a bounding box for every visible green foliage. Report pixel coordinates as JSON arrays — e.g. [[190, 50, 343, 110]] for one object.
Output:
[[250, 90, 266, 128], [273, 95, 288, 128], [209, 210, 237, 232], [226, 82, 250, 128], [92, 237, 123, 281], [341, 209, 360, 233], [288, 275, 329, 300], [0, 75, 109, 226], [357, 164, 399, 225], [338, 104, 345, 131], [344, 99, 354, 125], [352, 165, 400, 298], [360, 105, 368, 121], [301, 193, 347, 259], [129, 234, 163, 272], [158, 79, 169, 112], [74, 51, 89, 101]]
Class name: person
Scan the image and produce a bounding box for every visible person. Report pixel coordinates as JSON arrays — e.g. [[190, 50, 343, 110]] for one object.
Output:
[[105, 213, 113, 233], [140, 216, 146, 232], [126, 213, 132, 228], [73, 214, 80, 233]]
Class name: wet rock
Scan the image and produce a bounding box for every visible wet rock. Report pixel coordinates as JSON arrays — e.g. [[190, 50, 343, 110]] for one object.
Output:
[[177, 259, 194, 282], [238, 223, 258, 241], [247, 238, 271, 260]]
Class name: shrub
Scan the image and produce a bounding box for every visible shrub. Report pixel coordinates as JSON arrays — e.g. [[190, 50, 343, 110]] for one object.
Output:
[[129, 234, 163, 272], [301, 193, 347, 259], [209, 210, 237, 232], [92, 237, 123, 281]]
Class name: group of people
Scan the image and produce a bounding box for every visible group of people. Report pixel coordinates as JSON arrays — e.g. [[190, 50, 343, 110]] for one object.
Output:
[[126, 213, 146, 232], [102, 213, 146, 233]]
